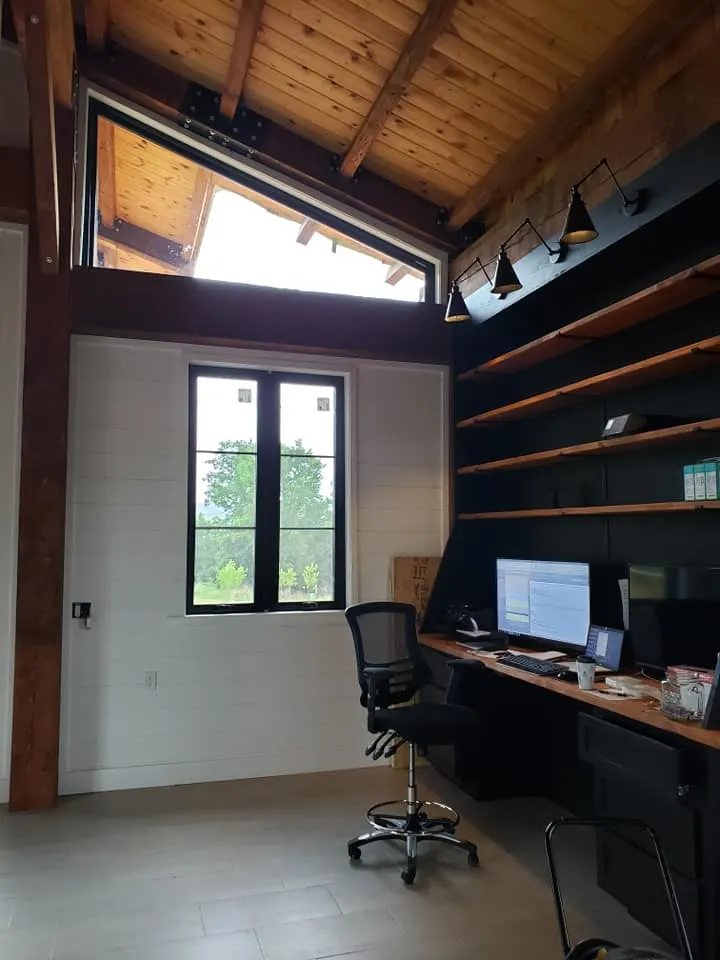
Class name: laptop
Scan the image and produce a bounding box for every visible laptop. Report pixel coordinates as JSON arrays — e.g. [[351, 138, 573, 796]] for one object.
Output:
[[561, 624, 625, 675]]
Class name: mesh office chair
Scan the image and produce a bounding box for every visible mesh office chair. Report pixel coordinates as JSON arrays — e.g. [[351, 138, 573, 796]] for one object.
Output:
[[345, 601, 481, 885]]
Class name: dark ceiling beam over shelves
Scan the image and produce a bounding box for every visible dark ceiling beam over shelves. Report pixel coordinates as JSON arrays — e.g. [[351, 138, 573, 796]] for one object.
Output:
[[340, 0, 459, 178], [448, 0, 710, 229], [84, 0, 109, 51], [221, 0, 265, 120], [97, 221, 189, 271], [70, 268, 450, 365], [76, 42, 463, 254]]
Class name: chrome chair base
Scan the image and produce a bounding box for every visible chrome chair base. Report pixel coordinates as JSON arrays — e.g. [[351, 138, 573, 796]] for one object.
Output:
[[347, 746, 479, 884]]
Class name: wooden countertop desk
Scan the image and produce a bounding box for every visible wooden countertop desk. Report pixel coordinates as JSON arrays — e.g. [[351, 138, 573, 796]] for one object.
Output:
[[420, 633, 720, 751]]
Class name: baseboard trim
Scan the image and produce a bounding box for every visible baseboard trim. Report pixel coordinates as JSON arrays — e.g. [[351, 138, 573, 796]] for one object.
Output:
[[0, 778, 8, 804], [59, 749, 376, 795]]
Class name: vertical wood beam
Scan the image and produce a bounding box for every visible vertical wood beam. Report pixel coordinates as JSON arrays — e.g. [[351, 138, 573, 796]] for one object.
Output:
[[47, 0, 74, 107], [340, 0, 459, 177], [84, 0, 110, 51], [10, 106, 74, 812], [220, 0, 266, 119]]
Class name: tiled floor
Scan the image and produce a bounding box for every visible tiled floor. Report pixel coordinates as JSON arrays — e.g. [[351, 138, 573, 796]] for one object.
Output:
[[0, 767, 670, 959]]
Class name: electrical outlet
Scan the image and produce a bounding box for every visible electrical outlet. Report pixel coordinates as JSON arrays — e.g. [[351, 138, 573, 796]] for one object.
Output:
[[144, 671, 158, 690]]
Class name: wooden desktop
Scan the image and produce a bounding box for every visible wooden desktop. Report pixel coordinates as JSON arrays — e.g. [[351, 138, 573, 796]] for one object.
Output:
[[420, 633, 720, 751]]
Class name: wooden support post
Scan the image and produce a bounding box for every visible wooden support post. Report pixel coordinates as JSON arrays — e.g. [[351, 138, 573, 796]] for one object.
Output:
[[9, 106, 74, 812]]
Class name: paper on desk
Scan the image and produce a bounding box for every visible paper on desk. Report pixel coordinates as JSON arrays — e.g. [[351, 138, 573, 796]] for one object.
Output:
[[585, 689, 642, 701], [506, 649, 565, 661]]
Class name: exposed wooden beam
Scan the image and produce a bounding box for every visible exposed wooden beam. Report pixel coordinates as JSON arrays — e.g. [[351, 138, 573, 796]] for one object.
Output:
[[296, 218, 316, 245], [46, 0, 74, 107], [98, 220, 190, 272], [385, 262, 409, 285], [184, 168, 214, 262], [76, 42, 460, 253], [10, 105, 74, 811], [221, 0, 266, 120], [14, 0, 59, 271], [340, 0, 460, 178], [96, 114, 115, 229], [0, 147, 31, 223], [84, 0, 109, 51], [448, 0, 712, 229]]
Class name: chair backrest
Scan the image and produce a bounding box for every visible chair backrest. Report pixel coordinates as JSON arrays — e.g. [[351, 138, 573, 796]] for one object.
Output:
[[345, 601, 430, 708]]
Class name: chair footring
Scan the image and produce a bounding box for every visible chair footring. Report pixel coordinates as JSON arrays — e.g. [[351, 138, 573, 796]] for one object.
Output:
[[366, 798, 460, 834]]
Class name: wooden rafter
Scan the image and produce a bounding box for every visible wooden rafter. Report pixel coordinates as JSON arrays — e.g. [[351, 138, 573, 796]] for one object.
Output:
[[98, 221, 190, 272], [296, 218, 316, 245], [84, 0, 110, 51], [340, 0, 460, 178], [96, 115, 116, 229], [220, 0, 266, 120], [13, 0, 59, 271], [448, 0, 712, 229], [184, 168, 214, 262], [14, 0, 75, 107], [385, 262, 409, 286]]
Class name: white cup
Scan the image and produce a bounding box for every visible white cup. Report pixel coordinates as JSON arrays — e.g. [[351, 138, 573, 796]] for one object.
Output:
[[576, 656, 597, 691]]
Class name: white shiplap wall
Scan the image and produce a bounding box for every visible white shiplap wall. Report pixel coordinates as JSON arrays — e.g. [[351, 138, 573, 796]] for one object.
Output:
[[0, 226, 27, 804], [60, 337, 448, 794]]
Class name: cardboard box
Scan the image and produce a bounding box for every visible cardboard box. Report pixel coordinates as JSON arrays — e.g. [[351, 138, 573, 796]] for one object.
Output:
[[694, 463, 707, 501], [684, 464, 696, 501]]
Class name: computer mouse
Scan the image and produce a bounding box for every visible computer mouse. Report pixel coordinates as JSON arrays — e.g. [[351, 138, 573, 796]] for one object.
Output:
[[556, 669, 574, 682]]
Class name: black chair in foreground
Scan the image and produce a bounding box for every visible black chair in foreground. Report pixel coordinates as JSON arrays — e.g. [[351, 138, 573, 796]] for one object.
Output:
[[345, 601, 481, 885]]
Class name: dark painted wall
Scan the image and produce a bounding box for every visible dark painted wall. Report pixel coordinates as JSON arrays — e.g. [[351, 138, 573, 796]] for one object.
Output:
[[431, 179, 720, 621]]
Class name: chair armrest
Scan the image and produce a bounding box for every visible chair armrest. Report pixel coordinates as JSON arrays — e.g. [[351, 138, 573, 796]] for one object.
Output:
[[362, 666, 397, 713], [446, 658, 487, 705]]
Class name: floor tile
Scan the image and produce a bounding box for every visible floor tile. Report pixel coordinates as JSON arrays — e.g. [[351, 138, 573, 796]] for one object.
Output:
[[98, 929, 263, 960], [53, 905, 204, 959], [201, 885, 339, 936], [255, 906, 405, 960]]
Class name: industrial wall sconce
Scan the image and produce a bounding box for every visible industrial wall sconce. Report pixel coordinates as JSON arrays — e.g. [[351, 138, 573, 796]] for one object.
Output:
[[560, 157, 642, 245], [445, 217, 563, 321]]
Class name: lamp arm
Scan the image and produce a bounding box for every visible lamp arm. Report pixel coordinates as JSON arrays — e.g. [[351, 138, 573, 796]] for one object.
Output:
[[453, 258, 494, 287], [524, 219, 562, 257], [574, 157, 634, 208]]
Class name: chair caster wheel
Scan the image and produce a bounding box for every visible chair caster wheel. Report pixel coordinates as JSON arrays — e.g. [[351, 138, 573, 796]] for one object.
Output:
[[401, 864, 416, 885], [467, 851, 479, 868], [348, 845, 361, 861]]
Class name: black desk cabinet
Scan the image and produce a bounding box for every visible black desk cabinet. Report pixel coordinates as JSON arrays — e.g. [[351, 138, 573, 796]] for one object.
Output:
[[579, 713, 720, 959]]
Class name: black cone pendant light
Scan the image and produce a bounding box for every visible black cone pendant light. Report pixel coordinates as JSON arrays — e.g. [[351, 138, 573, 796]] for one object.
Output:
[[444, 281, 471, 323], [490, 247, 521, 295], [560, 186, 599, 245]]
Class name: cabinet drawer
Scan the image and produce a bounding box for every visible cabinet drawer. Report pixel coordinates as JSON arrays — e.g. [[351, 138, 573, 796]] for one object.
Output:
[[597, 831, 701, 954], [596, 766, 700, 879], [579, 713, 692, 799]]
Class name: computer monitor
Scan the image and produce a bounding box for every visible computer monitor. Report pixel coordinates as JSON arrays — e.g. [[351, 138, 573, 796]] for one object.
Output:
[[496, 558, 590, 651]]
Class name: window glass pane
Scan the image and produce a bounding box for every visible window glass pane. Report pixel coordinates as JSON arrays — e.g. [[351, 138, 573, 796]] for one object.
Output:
[[193, 529, 255, 606], [92, 117, 429, 303], [280, 456, 334, 529], [195, 452, 256, 526], [196, 376, 257, 451], [279, 530, 335, 603], [280, 383, 336, 456]]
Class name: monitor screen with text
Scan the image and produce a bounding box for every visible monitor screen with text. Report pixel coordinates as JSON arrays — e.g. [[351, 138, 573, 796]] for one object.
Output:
[[496, 559, 590, 649]]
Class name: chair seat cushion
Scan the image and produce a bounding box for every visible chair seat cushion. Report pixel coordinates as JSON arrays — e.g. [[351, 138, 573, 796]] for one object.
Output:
[[373, 703, 480, 745]]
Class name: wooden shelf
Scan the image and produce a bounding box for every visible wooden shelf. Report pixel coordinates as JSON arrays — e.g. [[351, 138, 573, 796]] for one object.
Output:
[[458, 417, 720, 474], [458, 501, 720, 520], [457, 335, 720, 428], [458, 253, 720, 381]]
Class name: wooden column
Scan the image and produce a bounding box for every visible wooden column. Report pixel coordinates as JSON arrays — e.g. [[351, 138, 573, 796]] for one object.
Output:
[[9, 106, 74, 811]]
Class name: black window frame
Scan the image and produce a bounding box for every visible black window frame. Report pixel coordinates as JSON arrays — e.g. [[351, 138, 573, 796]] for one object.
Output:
[[187, 364, 346, 615], [81, 99, 437, 303]]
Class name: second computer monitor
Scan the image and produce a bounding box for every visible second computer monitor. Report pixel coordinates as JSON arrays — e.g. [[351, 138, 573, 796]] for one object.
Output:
[[496, 558, 590, 651]]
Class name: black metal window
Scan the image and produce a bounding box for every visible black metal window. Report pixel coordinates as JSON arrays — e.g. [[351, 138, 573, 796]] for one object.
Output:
[[187, 365, 346, 613]]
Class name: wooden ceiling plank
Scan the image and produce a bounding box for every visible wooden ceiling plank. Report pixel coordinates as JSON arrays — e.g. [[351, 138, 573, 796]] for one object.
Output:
[[497, 0, 617, 57], [13, 0, 59, 271], [340, 0, 460, 177], [85, 0, 109, 50], [221, 0, 266, 119], [388, 100, 499, 169], [261, 6, 389, 86], [448, 0, 703, 229], [303, 0, 410, 53], [96, 116, 116, 227]]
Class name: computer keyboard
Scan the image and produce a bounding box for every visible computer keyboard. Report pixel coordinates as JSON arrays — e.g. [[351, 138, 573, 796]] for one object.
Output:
[[496, 653, 566, 677]]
